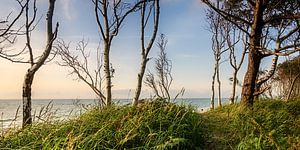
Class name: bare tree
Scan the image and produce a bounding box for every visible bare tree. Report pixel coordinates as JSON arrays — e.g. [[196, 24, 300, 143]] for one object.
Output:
[[144, 34, 184, 101], [22, 0, 58, 127], [57, 39, 106, 105], [132, 0, 160, 106], [0, 0, 27, 61], [203, 0, 300, 107], [227, 28, 248, 104], [207, 5, 228, 109], [93, 0, 147, 106]]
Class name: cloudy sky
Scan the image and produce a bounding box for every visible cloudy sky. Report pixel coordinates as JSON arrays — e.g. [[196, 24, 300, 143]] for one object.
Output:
[[0, 0, 248, 99]]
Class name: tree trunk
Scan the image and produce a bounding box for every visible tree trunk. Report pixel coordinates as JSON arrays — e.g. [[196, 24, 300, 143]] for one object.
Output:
[[211, 63, 217, 110], [133, 56, 148, 106], [22, 0, 58, 127], [230, 71, 238, 104], [241, 0, 264, 107], [241, 47, 262, 107], [104, 42, 112, 106], [22, 70, 34, 127], [216, 63, 222, 107]]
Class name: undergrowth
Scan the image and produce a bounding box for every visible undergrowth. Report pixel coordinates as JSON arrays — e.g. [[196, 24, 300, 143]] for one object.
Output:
[[0, 99, 208, 149], [204, 99, 300, 150], [1, 99, 300, 149]]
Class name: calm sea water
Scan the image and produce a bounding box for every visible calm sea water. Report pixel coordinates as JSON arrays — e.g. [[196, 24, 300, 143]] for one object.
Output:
[[0, 98, 229, 129]]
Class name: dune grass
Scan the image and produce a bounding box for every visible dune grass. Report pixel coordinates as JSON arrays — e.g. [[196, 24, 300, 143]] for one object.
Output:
[[204, 99, 300, 149], [0, 99, 208, 149], [0, 98, 299, 149]]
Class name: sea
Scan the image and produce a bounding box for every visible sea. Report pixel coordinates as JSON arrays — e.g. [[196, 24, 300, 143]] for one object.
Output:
[[0, 98, 229, 129]]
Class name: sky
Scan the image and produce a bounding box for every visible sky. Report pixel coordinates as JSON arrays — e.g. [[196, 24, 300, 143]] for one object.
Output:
[[0, 0, 248, 99]]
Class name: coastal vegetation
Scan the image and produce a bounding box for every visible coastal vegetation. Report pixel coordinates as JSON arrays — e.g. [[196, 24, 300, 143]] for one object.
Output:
[[1, 0, 300, 149], [1, 98, 300, 149]]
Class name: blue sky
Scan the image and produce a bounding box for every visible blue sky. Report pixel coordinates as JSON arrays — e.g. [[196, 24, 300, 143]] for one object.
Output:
[[0, 0, 247, 99]]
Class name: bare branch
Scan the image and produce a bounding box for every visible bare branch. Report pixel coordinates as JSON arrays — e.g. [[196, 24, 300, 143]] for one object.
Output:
[[202, 0, 251, 36], [264, 13, 300, 25], [56, 39, 106, 103]]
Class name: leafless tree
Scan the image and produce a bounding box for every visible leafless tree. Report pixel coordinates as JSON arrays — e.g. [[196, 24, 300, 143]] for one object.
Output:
[[203, 0, 300, 107], [207, 5, 228, 109], [144, 34, 184, 101], [21, 0, 58, 127], [57, 39, 106, 106], [227, 27, 248, 104], [132, 0, 160, 106], [93, 0, 147, 105], [0, 0, 27, 61]]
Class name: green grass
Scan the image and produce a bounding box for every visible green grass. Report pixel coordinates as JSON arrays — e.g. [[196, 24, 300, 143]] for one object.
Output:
[[203, 99, 300, 149], [0, 99, 208, 149], [1, 98, 300, 149]]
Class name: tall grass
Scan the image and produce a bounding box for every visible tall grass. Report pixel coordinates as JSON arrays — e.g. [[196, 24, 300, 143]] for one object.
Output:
[[0, 99, 208, 149], [1, 98, 299, 149], [204, 99, 300, 149]]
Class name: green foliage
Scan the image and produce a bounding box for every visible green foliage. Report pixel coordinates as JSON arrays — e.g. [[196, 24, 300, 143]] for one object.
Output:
[[277, 56, 300, 77], [204, 99, 300, 149], [1, 99, 299, 149], [0, 99, 208, 149]]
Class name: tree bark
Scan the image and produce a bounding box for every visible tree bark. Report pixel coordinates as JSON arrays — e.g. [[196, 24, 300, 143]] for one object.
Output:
[[104, 42, 112, 106], [216, 63, 222, 107], [241, 52, 261, 106], [22, 70, 34, 127], [210, 60, 218, 109], [241, 0, 264, 107], [133, 57, 148, 106], [230, 71, 238, 104]]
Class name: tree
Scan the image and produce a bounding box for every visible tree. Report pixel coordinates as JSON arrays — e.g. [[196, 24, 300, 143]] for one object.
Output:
[[22, 0, 58, 127], [132, 0, 160, 106], [207, 5, 228, 109], [0, 0, 27, 61], [144, 34, 184, 101], [227, 27, 248, 104], [93, 0, 146, 106], [57, 39, 106, 105], [276, 56, 300, 100], [202, 0, 300, 107]]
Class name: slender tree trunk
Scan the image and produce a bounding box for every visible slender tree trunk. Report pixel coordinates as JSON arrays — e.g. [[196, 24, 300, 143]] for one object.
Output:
[[22, 0, 58, 127], [104, 42, 112, 106], [241, 0, 263, 107], [216, 63, 222, 107], [211, 63, 217, 110], [132, 0, 160, 106], [22, 70, 34, 127], [133, 56, 148, 105], [230, 71, 238, 104]]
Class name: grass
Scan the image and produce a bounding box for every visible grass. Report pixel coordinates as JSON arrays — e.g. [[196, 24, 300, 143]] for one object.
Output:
[[0, 99, 208, 149], [0, 98, 300, 149], [204, 99, 300, 149]]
